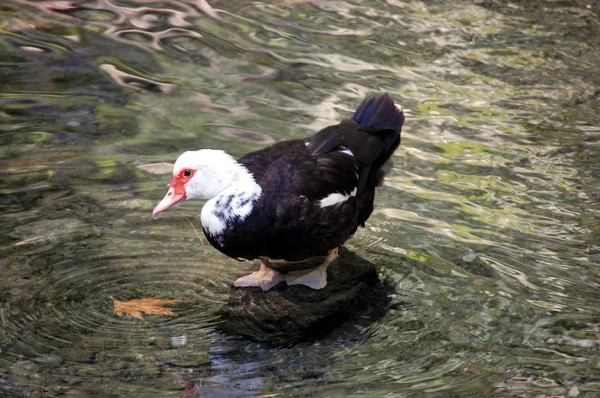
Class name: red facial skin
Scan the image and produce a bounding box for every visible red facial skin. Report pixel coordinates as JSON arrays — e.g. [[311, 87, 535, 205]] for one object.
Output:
[[152, 168, 196, 217]]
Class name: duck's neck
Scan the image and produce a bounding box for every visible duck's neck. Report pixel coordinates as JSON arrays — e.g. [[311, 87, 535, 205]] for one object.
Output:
[[199, 158, 262, 237]]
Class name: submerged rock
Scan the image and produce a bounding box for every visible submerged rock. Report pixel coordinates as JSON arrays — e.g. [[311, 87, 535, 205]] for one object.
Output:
[[217, 248, 391, 345]]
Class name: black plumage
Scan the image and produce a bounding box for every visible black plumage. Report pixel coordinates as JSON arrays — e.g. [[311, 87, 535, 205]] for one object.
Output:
[[205, 93, 404, 262]]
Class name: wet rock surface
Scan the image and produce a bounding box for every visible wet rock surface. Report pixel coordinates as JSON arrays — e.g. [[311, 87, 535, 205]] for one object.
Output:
[[217, 248, 392, 345]]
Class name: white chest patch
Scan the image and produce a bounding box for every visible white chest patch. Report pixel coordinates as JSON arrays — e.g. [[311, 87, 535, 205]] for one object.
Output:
[[319, 187, 357, 208], [201, 181, 262, 237]]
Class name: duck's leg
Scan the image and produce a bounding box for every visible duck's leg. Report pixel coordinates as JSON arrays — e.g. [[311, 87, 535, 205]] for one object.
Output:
[[233, 260, 285, 291], [285, 247, 339, 290]]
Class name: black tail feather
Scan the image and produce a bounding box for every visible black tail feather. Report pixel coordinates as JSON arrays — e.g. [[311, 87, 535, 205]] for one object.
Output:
[[306, 92, 404, 164], [352, 93, 404, 225], [352, 92, 404, 134]]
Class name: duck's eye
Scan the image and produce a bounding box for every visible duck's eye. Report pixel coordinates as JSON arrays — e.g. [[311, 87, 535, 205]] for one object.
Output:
[[183, 169, 192, 177]]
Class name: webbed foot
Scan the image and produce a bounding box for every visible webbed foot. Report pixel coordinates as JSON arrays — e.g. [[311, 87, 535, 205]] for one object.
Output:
[[233, 260, 285, 291], [285, 247, 339, 290]]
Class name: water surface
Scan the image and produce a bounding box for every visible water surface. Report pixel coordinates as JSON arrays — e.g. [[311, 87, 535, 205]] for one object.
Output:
[[1, 0, 599, 396]]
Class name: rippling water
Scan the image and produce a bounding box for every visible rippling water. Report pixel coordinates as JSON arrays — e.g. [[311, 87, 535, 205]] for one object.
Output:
[[1, 0, 599, 396]]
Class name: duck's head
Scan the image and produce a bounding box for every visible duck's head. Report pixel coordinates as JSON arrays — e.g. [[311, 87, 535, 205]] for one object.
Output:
[[152, 149, 240, 217]]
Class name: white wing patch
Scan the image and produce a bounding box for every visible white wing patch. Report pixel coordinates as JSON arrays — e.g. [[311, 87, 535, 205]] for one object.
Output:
[[319, 187, 357, 208], [339, 148, 353, 156]]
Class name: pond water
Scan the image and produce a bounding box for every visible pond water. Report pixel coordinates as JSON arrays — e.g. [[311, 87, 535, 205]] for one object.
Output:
[[1, 0, 599, 396]]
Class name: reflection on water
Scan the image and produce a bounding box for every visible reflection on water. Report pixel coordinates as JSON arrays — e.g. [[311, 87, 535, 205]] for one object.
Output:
[[1, 0, 599, 396]]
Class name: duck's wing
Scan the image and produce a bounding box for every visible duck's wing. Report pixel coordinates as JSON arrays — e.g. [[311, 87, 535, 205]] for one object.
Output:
[[250, 148, 360, 202], [240, 92, 404, 207], [292, 150, 360, 201]]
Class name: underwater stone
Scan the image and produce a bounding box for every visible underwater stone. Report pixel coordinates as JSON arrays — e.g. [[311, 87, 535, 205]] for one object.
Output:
[[217, 248, 391, 345]]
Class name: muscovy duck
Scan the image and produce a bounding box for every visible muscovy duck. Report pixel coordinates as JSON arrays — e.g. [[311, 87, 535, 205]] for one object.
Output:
[[153, 92, 404, 291]]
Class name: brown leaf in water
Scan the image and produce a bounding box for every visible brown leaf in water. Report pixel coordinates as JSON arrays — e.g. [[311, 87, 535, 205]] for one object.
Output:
[[113, 297, 182, 320]]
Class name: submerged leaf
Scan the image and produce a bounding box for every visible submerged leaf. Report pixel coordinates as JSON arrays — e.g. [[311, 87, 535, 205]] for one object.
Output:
[[113, 297, 182, 319]]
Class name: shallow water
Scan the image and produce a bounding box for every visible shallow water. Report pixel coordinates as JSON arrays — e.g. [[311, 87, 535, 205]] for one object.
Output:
[[1, 0, 599, 396]]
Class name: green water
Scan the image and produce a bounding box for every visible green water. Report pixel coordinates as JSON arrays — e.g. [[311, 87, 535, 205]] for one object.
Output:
[[1, 0, 599, 396]]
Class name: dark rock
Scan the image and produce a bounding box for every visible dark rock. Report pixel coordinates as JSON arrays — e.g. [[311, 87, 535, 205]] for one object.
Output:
[[216, 248, 391, 345]]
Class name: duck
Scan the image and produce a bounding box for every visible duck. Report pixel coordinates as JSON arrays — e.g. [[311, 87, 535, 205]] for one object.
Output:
[[153, 92, 404, 291]]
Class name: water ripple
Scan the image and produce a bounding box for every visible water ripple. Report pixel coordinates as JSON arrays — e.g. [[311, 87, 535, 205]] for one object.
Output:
[[1, 0, 599, 396]]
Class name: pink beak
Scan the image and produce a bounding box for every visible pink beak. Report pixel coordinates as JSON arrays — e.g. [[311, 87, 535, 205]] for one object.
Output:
[[153, 185, 186, 217]]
